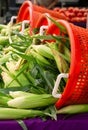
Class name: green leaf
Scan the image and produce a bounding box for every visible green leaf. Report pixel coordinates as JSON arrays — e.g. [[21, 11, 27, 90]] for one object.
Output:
[[46, 16, 66, 31], [16, 120, 28, 130], [12, 51, 35, 62], [44, 105, 57, 120], [32, 35, 55, 40], [0, 86, 31, 94]]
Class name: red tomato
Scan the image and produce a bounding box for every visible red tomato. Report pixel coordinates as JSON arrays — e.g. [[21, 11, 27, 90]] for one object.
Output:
[[73, 7, 79, 13], [64, 11, 70, 17], [83, 12, 87, 17], [77, 12, 83, 17], [53, 7, 60, 12], [81, 17, 86, 22], [59, 8, 67, 13], [60, 8, 67, 11], [80, 8, 86, 13], [70, 17, 81, 22], [69, 12, 76, 18], [64, 11, 75, 18], [68, 7, 74, 12]]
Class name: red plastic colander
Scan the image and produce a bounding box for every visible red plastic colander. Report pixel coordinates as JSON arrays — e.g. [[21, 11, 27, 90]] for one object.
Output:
[[46, 19, 88, 109], [16, 1, 42, 34], [16, 1, 67, 34], [35, 13, 52, 28]]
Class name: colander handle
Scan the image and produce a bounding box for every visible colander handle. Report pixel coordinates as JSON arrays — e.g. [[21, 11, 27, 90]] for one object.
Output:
[[10, 16, 17, 25], [39, 26, 48, 35], [20, 20, 29, 35], [52, 73, 69, 98]]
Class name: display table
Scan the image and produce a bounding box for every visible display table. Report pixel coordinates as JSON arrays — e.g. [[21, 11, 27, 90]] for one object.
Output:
[[1, 113, 88, 130]]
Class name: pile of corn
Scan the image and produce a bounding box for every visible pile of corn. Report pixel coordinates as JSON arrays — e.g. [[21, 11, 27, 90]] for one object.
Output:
[[0, 17, 87, 121]]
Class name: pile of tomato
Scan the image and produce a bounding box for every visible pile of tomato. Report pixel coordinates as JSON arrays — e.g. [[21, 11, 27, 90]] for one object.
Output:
[[53, 7, 88, 22]]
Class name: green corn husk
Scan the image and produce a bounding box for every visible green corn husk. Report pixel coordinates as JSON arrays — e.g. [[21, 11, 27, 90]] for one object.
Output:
[[7, 93, 58, 109], [58, 41, 70, 63], [0, 107, 45, 120], [48, 42, 70, 63], [0, 96, 11, 106], [11, 24, 21, 32], [0, 24, 7, 31], [0, 36, 9, 45], [51, 48, 69, 73], [30, 49, 51, 66], [9, 91, 35, 98], [1, 71, 21, 87], [0, 92, 12, 106], [57, 104, 88, 114], [64, 46, 71, 63], [1, 61, 30, 88], [32, 44, 54, 60], [0, 52, 12, 65], [33, 38, 41, 45], [6, 61, 30, 85]]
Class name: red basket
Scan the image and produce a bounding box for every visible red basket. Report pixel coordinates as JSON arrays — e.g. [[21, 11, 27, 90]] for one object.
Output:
[[16, 1, 42, 34], [33, 4, 67, 20], [46, 20, 88, 109], [35, 13, 58, 34], [16, 1, 67, 33], [35, 13, 52, 29]]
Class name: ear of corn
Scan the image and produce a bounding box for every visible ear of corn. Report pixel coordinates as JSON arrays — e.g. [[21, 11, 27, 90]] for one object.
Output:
[[57, 104, 88, 114], [1, 61, 30, 87], [51, 48, 69, 73], [1, 65, 27, 88], [0, 107, 45, 119], [30, 49, 51, 65], [58, 41, 70, 63], [0, 92, 12, 106], [0, 17, 71, 120], [32, 44, 54, 60], [48, 42, 70, 63], [7, 93, 58, 109], [64, 46, 71, 62], [0, 96, 11, 106], [1, 71, 21, 87], [0, 36, 9, 45], [0, 24, 7, 31], [9, 91, 35, 98], [0, 52, 12, 65]]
